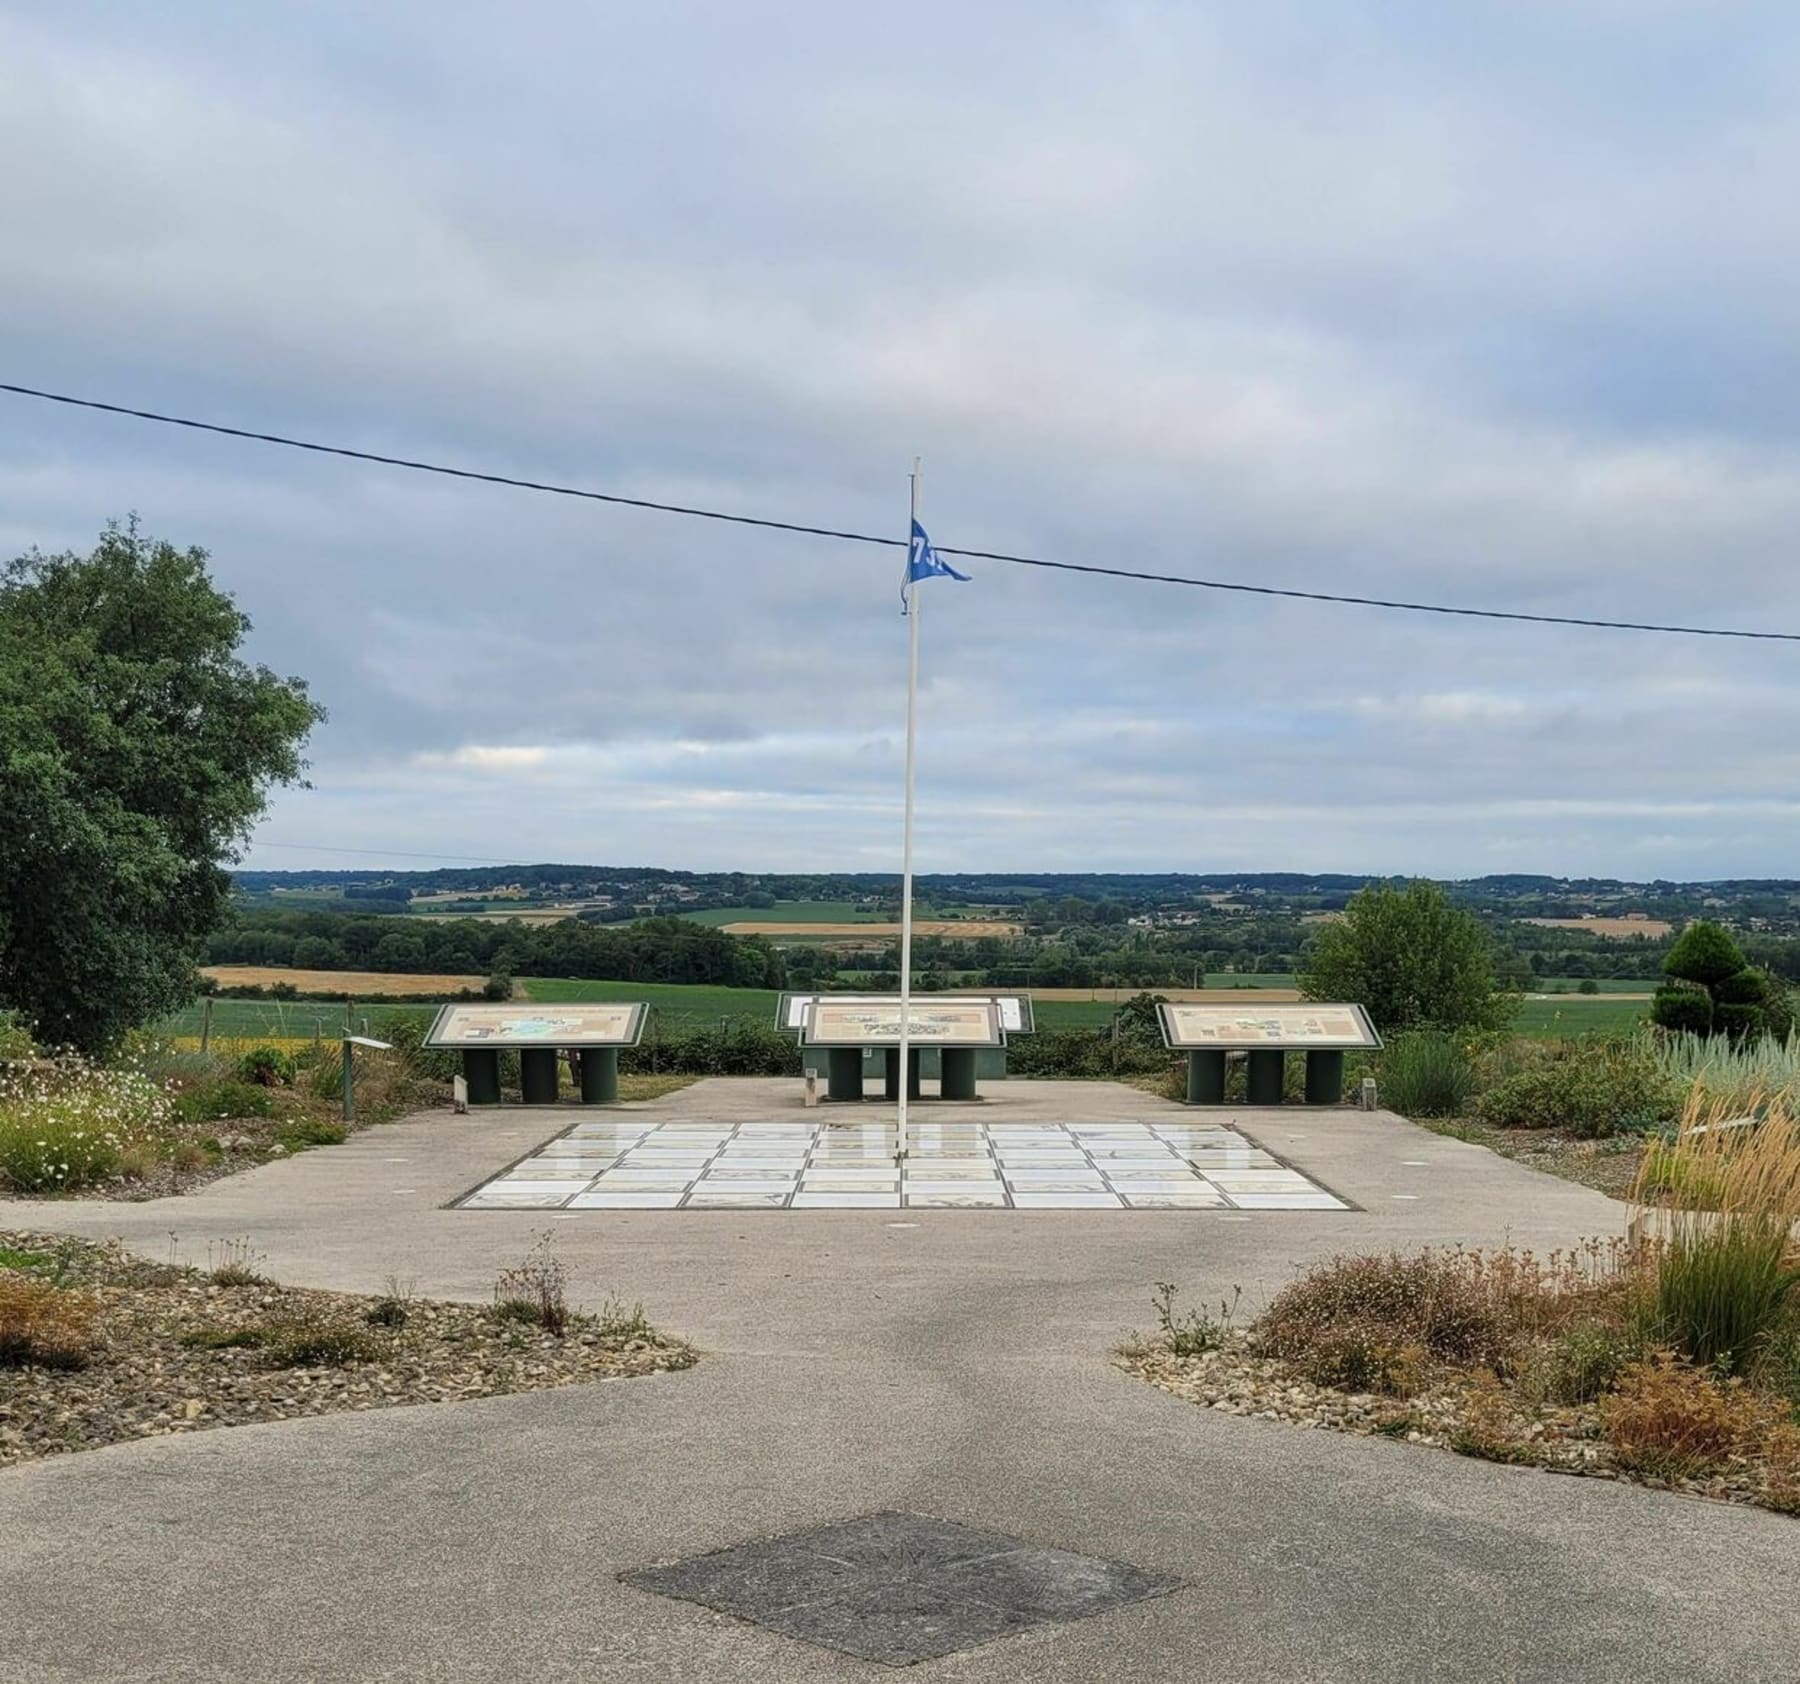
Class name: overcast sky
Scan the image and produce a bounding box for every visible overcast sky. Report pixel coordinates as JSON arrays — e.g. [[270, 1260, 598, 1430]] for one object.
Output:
[[5, 2, 1800, 878]]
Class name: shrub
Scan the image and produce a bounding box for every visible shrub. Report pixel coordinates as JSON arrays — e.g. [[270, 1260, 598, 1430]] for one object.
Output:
[[1527, 1323, 1646, 1405], [1149, 1281, 1239, 1357], [1258, 1253, 1510, 1384], [1664, 921, 1750, 989], [381, 1015, 458, 1082], [1601, 1356, 1770, 1481], [235, 1045, 297, 1087], [173, 1080, 273, 1124], [207, 1238, 268, 1286], [493, 1234, 569, 1336], [1577, 978, 1600, 995], [0, 1277, 95, 1369], [179, 1326, 266, 1351], [1474, 1043, 1677, 1138], [1378, 1032, 1475, 1119], [1651, 986, 1713, 1036], [260, 1313, 380, 1368], [279, 1118, 347, 1149]]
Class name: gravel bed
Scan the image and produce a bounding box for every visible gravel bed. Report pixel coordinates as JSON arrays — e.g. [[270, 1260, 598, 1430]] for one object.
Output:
[[1118, 1333, 1798, 1516], [0, 1231, 695, 1468]]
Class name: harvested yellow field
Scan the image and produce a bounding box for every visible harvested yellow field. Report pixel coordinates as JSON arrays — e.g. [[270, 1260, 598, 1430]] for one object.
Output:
[[722, 920, 1023, 938], [202, 966, 485, 995], [1028, 986, 1303, 1003], [1521, 917, 1673, 938]]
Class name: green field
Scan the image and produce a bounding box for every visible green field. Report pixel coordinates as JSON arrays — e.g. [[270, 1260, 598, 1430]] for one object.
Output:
[[519, 976, 783, 1025], [1531, 978, 1657, 995], [1515, 995, 1650, 1035], [159, 998, 433, 1041], [159, 977, 1654, 1045]]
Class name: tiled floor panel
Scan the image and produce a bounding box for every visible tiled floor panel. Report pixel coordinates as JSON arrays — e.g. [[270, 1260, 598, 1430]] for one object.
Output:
[[457, 1119, 1347, 1211]]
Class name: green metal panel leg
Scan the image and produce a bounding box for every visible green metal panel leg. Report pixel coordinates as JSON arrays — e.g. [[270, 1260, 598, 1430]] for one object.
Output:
[[939, 1047, 978, 1100], [1186, 1050, 1227, 1105], [883, 1048, 900, 1100], [1305, 1050, 1345, 1105], [827, 1047, 864, 1101], [1247, 1050, 1286, 1105], [463, 1049, 501, 1106], [580, 1047, 620, 1104], [520, 1047, 560, 1105], [907, 1049, 921, 1100]]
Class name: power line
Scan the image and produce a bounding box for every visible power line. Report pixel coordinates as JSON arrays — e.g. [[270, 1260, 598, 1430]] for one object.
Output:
[[4, 378, 1796, 643]]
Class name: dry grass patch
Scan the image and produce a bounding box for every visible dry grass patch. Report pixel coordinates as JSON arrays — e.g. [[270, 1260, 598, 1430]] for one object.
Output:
[[202, 966, 486, 995]]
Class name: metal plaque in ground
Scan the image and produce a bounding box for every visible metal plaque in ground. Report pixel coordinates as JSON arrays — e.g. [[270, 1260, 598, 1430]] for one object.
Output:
[[621, 1510, 1179, 1665]]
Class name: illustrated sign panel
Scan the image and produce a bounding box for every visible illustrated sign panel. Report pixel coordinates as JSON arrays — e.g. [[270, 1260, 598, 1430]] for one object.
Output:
[[780, 993, 1033, 1034], [1158, 1002, 1380, 1051], [801, 999, 1004, 1048], [425, 1002, 648, 1048]]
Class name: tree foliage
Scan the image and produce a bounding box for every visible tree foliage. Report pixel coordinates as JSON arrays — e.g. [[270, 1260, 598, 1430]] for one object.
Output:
[[1652, 921, 1792, 1041], [0, 524, 323, 1052], [1300, 879, 1513, 1034]]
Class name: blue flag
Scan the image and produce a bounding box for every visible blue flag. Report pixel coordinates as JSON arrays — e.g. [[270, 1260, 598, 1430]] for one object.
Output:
[[902, 519, 970, 612]]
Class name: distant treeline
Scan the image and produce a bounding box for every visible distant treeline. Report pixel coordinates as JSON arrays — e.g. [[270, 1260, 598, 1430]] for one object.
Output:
[[206, 910, 786, 990]]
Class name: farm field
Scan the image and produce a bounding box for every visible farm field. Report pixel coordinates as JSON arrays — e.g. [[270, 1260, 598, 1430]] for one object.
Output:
[[202, 966, 484, 996], [721, 919, 1023, 938], [1530, 977, 1657, 994], [1520, 916, 1673, 938], [676, 901, 877, 927]]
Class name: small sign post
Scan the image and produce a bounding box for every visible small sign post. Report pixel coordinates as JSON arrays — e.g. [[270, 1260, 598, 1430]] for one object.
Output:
[[341, 1034, 394, 1123]]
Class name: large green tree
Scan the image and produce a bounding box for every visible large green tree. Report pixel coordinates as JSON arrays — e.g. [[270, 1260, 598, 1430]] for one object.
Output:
[[1300, 879, 1513, 1034], [0, 523, 323, 1052]]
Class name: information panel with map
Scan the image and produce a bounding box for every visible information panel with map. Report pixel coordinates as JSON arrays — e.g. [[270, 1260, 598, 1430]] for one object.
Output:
[[424, 1002, 649, 1048], [778, 992, 1033, 1034], [1157, 1002, 1380, 1051], [800, 999, 1004, 1049]]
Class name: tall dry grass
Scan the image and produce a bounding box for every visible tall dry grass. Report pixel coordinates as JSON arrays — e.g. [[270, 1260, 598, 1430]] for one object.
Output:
[[1631, 1087, 1800, 1373]]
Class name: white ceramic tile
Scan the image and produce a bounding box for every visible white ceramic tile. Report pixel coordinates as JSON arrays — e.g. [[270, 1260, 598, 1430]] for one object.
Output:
[[790, 1192, 902, 1208], [1010, 1192, 1125, 1208], [903, 1191, 1009, 1208], [690, 1176, 797, 1194], [1226, 1192, 1347, 1210], [566, 1190, 686, 1209], [1121, 1191, 1228, 1208], [683, 1191, 792, 1208]]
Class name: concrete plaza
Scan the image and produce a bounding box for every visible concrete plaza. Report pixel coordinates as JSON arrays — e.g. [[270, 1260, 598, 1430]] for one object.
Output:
[[2, 1079, 1797, 1681]]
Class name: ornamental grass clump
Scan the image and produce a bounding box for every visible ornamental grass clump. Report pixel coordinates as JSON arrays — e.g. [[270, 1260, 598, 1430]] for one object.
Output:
[[0, 1053, 173, 1193], [1630, 1088, 1800, 1375], [0, 1275, 95, 1370], [1378, 1031, 1476, 1119]]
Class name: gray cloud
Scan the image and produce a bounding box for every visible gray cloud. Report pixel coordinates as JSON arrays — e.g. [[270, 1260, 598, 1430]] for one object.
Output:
[[4, 4, 1800, 875]]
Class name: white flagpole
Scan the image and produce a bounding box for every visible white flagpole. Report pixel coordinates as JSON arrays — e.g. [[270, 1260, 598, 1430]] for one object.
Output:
[[897, 459, 922, 1165]]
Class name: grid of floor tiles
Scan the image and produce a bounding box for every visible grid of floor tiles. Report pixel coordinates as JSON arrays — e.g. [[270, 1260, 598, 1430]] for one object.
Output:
[[458, 1119, 1347, 1210]]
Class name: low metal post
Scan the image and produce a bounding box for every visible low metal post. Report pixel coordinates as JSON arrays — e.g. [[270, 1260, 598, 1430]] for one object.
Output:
[[1304, 1050, 1346, 1105], [939, 1046, 978, 1100], [579, 1047, 619, 1104], [827, 1047, 863, 1101], [519, 1048, 559, 1105], [1247, 1049, 1285, 1105], [463, 1049, 502, 1106], [1186, 1049, 1227, 1104], [341, 1038, 355, 1122], [199, 997, 213, 1055]]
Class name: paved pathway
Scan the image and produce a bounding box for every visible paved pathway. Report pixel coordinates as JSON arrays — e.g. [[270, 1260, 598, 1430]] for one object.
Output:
[[2, 1080, 1796, 1681]]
